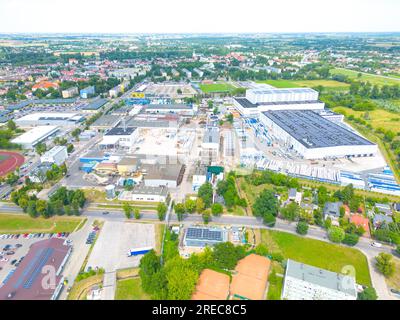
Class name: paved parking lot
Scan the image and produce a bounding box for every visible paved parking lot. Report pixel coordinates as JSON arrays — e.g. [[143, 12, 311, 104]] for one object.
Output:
[[0, 236, 48, 286], [86, 221, 155, 272]]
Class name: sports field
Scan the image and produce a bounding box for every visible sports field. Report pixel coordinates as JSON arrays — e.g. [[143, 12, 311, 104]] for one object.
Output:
[[330, 68, 400, 86], [0, 151, 24, 176], [199, 83, 236, 93], [256, 79, 349, 89]]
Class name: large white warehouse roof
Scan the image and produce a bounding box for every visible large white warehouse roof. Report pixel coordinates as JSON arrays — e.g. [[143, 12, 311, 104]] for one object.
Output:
[[11, 126, 59, 146]]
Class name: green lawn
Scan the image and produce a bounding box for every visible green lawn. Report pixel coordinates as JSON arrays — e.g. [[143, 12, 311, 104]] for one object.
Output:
[[261, 230, 372, 287], [0, 214, 84, 233], [115, 278, 150, 300], [256, 79, 349, 90], [330, 68, 400, 86], [199, 83, 236, 93], [267, 261, 284, 300], [333, 106, 400, 134]]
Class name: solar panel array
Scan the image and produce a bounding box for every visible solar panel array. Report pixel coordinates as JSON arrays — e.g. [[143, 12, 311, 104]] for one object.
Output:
[[186, 227, 223, 241]]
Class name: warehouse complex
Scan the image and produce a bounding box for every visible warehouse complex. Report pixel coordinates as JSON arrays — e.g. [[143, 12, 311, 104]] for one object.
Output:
[[15, 112, 85, 127], [11, 126, 59, 149], [233, 88, 324, 116], [260, 110, 378, 159]]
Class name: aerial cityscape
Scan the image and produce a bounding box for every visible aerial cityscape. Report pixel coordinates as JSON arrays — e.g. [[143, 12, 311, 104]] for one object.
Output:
[[0, 0, 399, 306]]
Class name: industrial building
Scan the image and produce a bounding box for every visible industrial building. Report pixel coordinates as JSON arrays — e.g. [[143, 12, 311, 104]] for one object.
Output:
[[0, 238, 71, 300], [260, 110, 377, 159], [40, 145, 68, 166], [99, 126, 139, 150], [81, 98, 108, 113], [183, 226, 228, 247], [15, 112, 84, 127], [90, 115, 121, 131], [201, 126, 220, 165], [233, 88, 324, 116], [142, 163, 185, 188], [118, 185, 168, 202], [281, 260, 357, 300], [126, 114, 180, 129], [11, 126, 59, 149], [143, 104, 196, 116]]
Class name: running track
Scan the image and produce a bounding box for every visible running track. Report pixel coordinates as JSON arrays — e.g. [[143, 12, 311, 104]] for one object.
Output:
[[0, 151, 25, 176]]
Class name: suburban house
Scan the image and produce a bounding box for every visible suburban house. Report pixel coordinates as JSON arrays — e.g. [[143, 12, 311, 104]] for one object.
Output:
[[350, 214, 370, 237], [374, 203, 392, 216], [372, 214, 393, 230], [323, 201, 343, 225], [288, 188, 302, 204]]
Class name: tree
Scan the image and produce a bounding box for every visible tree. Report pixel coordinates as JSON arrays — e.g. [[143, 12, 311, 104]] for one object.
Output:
[[174, 203, 186, 221], [212, 242, 246, 270], [328, 226, 345, 243], [139, 250, 164, 294], [36, 200, 48, 218], [252, 189, 279, 219], [67, 144, 74, 153], [198, 182, 213, 208], [123, 202, 133, 219], [358, 287, 377, 300], [26, 200, 37, 218], [202, 210, 211, 224], [296, 221, 309, 235], [164, 256, 199, 300], [226, 113, 234, 124], [263, 213, 276, 227], [211, 203, 223, 216], [7, 120, 16, 131], [184, 199, 196, 213], [342, 233, 359, 246], [134, 208, 140, 220], [35, 142, 47, 155], [281, 202, 300, 221], [375, 253, 395, 277], [157, 203, 167, 221], [195, 198, 205, 213]]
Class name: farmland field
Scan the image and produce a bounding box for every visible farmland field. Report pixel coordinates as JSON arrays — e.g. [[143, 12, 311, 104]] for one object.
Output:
[[333, 106, 400, 134], [199, 83, 236, 93], [330, 68, 400, 86]]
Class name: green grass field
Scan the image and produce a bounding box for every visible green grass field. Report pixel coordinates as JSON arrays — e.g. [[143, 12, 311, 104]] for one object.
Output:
[[333, 106, 400, 134], [0, 214, 84, 233], [261, 230, 372, 286], [256, 79, 350, 90], [199, 83, 236, 93], [330, 68, 400, 86], [115, 278, 150, 300]]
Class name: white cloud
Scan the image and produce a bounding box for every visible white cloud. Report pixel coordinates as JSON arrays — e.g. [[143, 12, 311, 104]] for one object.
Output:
[[0, 0, 399, 33]]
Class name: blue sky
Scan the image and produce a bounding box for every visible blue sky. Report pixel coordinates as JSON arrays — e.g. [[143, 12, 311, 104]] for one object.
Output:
[[0, 0, 399, 33]]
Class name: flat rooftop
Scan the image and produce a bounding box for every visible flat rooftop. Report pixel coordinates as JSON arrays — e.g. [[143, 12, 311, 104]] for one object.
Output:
[[248, 88, 317, 95], [285, 259, 357, 297], [145, 104, 192, 110], [203, 127, 219, 144], [235, 97, 323, 109], [262, 110, 374, 149], [105, 126, 137, 136], [131, 184, 168, 196], [12, 126, 59, 144], [0, 238, 71, 300], [185, 227, 225, 242], [16, 112, 81, 122], [82, 98, 108, 110]]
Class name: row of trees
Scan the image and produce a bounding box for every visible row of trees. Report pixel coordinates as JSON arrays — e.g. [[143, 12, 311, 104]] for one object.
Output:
[[216, 171, 247, 209], [11, 185, 86, 218]]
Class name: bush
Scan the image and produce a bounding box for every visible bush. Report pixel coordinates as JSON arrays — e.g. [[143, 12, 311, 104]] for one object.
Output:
[[211, 203, 223, 216], [358, 287, 377, 300], [328, 226, 345, 243], [342, 233, 359, 246], [263, 212, 276, 227], [254, 244, 269, 256], [296, 221, 309, 235], [270, 252, 284, 263]]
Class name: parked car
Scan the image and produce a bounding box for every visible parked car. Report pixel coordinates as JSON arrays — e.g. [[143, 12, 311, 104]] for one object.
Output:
[[371, 242, 382, 248]]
